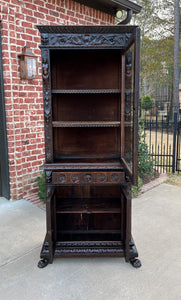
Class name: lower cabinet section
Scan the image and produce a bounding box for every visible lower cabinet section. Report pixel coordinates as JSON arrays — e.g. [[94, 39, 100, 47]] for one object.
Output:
[[38, 184, 141, 268]]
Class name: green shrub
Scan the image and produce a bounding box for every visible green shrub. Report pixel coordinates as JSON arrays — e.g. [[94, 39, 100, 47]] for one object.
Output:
[[141, 94, 155, 111], [138, 120, 154, 178], [37, 171, 46, 203], [132, 121, 154, 196]]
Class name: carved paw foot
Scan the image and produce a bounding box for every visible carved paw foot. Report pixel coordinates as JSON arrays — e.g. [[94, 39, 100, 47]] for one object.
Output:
[[37, 259, 49, 268], [130, 258, 141, 268]]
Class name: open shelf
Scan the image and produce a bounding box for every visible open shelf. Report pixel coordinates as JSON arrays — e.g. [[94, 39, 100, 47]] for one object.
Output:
[[51, 49, 121, 90], [52, 121, 120, 128], [52, 93, 120, 123], [56, 198, 121, 214], [53, 127, 120, 158], [57, 211, 121, 232]]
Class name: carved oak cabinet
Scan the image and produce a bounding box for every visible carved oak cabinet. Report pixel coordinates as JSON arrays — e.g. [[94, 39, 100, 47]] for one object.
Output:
[[37, 25, 141, 268]]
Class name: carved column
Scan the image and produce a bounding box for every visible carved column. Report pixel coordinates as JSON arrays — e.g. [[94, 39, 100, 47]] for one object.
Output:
[[41, 48, 53, 163], [121, 182, 132, 262], [46, 186, 55, 263]]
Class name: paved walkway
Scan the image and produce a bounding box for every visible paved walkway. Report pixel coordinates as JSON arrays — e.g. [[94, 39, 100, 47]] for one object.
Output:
[[0, 183, 181, 300]]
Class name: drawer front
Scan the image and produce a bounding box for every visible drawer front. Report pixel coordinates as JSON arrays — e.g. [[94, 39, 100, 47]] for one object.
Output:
[[52, 172, 124, 185]]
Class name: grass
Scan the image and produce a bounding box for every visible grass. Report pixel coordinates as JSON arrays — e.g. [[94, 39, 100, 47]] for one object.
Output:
[[165, 173, 181, 187]]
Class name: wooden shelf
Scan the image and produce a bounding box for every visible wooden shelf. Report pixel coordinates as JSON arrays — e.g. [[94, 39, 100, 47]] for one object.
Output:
[[52, 89, 121, 94], [42, 159, 123, 171], [56, 198, 121, 214], [59, 230, 121, 234], [52, 121, 120, 128], [125, 121, 132, 127]]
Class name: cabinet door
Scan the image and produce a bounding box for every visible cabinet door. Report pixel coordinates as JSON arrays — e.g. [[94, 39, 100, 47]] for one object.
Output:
[[121, 30, 140, 185]]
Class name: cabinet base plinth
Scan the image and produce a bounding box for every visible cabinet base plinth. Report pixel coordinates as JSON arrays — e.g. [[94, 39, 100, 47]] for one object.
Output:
[[39, 234, 140, 267]]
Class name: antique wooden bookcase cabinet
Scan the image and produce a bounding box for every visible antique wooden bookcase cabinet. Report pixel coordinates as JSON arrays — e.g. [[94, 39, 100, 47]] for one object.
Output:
[[37, 25, 141, 268]]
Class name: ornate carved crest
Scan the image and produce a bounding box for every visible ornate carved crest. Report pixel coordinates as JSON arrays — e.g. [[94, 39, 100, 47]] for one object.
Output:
[[48, 33, 132, 48]]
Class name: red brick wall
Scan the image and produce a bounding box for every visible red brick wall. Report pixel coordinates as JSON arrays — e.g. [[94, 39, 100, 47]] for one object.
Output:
[[0, 0, 114, 200]]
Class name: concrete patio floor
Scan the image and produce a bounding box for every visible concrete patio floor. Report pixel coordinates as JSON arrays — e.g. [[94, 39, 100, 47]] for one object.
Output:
[[0, 183, 181, 300]]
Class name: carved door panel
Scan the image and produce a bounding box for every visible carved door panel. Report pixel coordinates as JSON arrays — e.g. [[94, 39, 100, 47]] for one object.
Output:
[[121, 28, 140, 185]]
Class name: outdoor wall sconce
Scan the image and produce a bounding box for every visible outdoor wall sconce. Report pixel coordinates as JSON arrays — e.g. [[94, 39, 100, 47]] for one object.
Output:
[[19, 45, 38, 79], [116, 10, 123, 19]]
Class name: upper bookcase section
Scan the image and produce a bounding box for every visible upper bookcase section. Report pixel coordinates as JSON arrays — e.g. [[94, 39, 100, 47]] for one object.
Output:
[[37, 26, 140, 50]]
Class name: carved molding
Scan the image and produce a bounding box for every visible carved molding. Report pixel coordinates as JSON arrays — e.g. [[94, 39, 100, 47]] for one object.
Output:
[[38, 25, 137, 50], [55, 248, 124, 254], [42, 240, 137, 257], [42, 163, 123, 171], [47, 33, 132, 48], [52, 171, 124, 185], [52, 89, 121, 94], [56, 241, 123, 247], [37, 25, 137, 35], [44, 239, 135, 249], [52, 121, 120, 128]]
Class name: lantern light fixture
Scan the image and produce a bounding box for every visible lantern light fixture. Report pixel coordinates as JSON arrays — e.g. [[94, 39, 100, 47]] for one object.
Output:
[[19, 45, 38, 80]]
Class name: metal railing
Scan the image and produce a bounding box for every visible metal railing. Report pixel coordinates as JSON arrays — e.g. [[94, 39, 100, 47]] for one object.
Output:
[[139, 102, 181, 173]]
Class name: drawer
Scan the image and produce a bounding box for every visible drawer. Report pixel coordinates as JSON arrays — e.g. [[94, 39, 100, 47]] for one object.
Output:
[[51, 171, 124, 185]]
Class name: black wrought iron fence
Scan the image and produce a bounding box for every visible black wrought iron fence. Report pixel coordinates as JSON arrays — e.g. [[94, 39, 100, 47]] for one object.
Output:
[[139, 102, 181, 174], [176, 124, 181, 172]]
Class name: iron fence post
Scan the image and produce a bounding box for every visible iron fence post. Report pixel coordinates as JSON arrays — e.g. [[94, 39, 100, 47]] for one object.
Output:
[[172, 111, 178, 173]]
